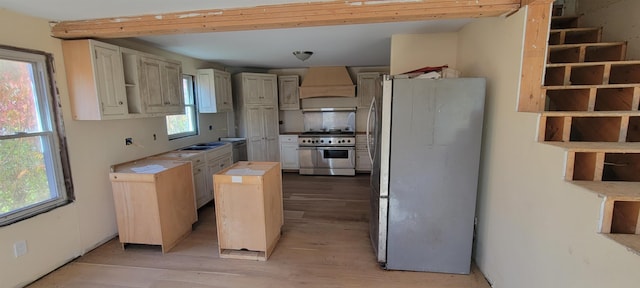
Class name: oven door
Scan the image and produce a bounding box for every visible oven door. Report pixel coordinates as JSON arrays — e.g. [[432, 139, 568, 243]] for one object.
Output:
[[298, 146, 317, 174], [316, 146, 355, 170]]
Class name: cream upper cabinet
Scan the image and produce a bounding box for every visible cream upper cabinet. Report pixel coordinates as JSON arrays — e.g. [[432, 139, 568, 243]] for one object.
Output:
[[233, 72, 280, 162], [357, 72, 382, 109], [278, 75, 300, 110], [62, 39, 128, 120], [242, 73, 277, 106], [196, 68, 233, 113], [63, 39, 185, 119], [139, 56, 184, 115]]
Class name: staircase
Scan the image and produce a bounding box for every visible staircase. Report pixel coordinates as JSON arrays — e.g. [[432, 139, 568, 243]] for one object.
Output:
[[538, 5, 640, 252]]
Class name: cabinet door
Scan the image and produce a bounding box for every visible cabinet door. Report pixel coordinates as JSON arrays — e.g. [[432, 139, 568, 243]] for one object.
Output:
[[161, 61, 184, 114], [262, 106, 280, 162], [193, 165, 208, 208], [197, 69, 216, 113], [261, 75, 278, 105], [246, 106, 266, 161], [94, 44, 128, 116], [214, 71, 233, 112], [357, 72, 381, 109], [140, 57, 183, 115], [139, 57, 164, 113], [278, 75, 300, 110], [280, 142, 299, 169], [243, 75, 262, 105]]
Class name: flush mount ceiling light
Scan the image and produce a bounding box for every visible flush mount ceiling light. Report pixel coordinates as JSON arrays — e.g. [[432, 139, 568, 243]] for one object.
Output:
[[293, 51, 313, 61]]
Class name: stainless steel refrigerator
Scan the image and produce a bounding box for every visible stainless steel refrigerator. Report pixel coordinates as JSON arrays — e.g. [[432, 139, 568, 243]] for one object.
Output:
[[367, 76, 486, 274]]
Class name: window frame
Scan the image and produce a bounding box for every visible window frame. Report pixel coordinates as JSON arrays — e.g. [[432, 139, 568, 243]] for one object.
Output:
[[166, 74, 198, 140], [0, 45, 73, 226]]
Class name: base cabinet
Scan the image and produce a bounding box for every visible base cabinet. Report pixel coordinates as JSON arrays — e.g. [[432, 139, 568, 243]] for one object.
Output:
[[109, 159, 197, 253], [356, 135, 372, 172], [213, 162, 283, 261], [279, 135, 299, 170]]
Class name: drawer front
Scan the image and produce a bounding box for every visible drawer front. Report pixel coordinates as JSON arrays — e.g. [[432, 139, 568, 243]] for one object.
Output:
[[207, 144, 233, 160], [189, 154, 206, 167], [279, 135, 298, 143]]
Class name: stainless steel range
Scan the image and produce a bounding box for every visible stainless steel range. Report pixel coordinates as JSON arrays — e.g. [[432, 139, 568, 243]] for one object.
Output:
[[298, 108, 356, 176]]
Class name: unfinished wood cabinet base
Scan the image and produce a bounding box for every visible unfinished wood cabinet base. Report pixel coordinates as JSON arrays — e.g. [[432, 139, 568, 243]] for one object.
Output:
[[110, 159, 197, 253], [219, 234, 281, 261], [213, 162, 283, 261]]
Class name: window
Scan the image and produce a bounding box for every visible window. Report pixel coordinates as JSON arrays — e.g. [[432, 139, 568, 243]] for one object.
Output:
[[166, 74, 198, 139], [0, 46, 72, 226]]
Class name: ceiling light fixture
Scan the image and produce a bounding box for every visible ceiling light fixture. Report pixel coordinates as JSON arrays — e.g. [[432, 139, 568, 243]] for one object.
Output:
[[293, 51, 313, 61]]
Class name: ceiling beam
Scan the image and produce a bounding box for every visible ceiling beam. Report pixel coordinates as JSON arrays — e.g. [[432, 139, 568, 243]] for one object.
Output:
[[50, 0, 521, 39]]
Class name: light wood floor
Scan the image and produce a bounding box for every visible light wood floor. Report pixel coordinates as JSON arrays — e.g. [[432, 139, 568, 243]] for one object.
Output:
[[28, 173, 490, 288]]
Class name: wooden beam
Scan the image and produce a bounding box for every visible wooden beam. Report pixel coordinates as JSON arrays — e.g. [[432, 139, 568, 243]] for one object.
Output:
[[518, 0, 554, 112], [50, 0, 521, 39]]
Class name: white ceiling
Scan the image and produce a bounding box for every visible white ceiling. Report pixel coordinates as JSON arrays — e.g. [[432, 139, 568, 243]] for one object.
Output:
[[0, 0, 474, 69]]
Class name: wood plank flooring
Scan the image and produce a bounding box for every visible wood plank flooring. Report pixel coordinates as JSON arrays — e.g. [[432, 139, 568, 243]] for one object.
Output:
[[28, 173, 490, 288]]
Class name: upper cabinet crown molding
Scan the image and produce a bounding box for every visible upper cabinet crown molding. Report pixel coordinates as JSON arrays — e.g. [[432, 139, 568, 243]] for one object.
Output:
[[196, 68, 233, 113], [62, 39, 185, 120]]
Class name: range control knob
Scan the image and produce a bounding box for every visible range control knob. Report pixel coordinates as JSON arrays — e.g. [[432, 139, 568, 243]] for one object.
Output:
[[302, 140, 306, 143], [320, 140, 324, 143], [328, 140, 332, 144], [347, 139, 351, 143]]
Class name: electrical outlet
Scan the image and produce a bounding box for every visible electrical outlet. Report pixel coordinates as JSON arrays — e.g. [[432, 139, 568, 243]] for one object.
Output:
[[209, 125, 213, 131], [14, 240, 27, 258], [153, 134, 157, 141], [125, 138, 133, 145]]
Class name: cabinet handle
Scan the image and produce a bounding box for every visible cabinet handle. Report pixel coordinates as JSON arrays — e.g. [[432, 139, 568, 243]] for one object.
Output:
[[164, 101, 170, 104], [118, 101, 123, 105], [220, 164, 224, 167]]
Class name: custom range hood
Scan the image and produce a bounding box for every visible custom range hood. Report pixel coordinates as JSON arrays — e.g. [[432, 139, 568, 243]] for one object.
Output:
[[299, 66, 355, 99]]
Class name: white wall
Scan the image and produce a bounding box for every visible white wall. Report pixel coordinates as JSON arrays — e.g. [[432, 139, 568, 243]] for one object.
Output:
[[0, 9, 230, 287], [456, 8, 640, 288], [575, 0, 640, 61], [390, 33, 458, 75]]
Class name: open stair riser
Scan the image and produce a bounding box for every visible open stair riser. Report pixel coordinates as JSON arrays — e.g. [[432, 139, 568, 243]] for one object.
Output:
[[537, 7, 640, 251]]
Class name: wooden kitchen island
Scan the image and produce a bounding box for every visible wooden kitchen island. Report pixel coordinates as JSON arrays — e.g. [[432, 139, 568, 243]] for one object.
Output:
[[213, 161, 283, 261], [109, 158, 197, 253]]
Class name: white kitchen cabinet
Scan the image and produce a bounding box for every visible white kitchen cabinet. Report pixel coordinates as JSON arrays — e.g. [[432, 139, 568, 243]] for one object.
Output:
[[279, 135, 299, 170], [357, 72, 382, 109], [138, 56, 184, 115], [356, 135, 372, 172], [62, 39, 128, 120], [245, 106, 279, 161], [151, 144, 231, 209], [205, 145, 234, 206], [196, 68, 233, 113], [278, 75, 300, 110], [233, 72, 280, 162], [241, 73, 278, 106]]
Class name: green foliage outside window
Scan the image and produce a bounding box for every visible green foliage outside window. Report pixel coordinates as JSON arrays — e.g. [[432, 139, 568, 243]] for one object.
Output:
[[0, 59, 52, 214]]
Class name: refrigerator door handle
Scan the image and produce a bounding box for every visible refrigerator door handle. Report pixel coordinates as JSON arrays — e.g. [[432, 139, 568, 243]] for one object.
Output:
[[366, 96, 375, 163]]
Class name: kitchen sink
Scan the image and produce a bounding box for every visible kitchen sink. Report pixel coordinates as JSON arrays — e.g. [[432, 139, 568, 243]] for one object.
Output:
[[180, 146, 216, 151], [194, 142, 227, 147]]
